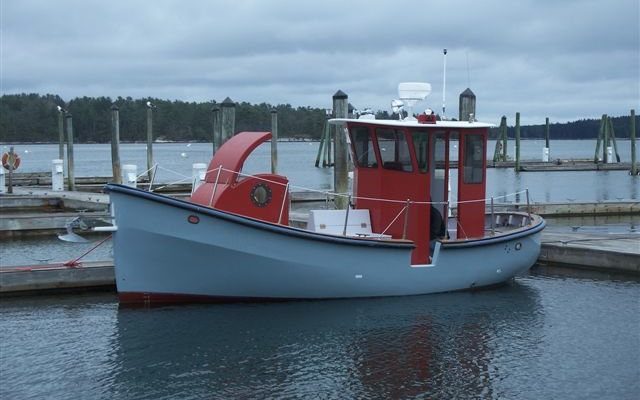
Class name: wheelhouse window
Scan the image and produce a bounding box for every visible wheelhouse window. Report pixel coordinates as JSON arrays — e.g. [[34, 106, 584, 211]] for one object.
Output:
[[463, 134, 484, 183], [376, 128, 413, 172], [350, 126, 378, 168], [410, 130, 429, 173]]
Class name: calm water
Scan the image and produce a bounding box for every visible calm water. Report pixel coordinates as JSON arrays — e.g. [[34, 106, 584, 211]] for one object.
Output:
[[4, 140, 639, 202], [1, 271, 638, 399]]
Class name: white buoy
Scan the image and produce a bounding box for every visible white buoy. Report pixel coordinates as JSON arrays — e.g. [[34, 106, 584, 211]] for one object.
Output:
[[180, 152, 188, 158], [122, 164, 137, 188], [51, 159, 64, 191], [542, 147, 550, 162], [192, 163, 207, 192]]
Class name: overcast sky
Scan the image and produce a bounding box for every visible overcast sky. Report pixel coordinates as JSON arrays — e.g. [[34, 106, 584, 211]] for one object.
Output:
[[1, 0, 638, 124]]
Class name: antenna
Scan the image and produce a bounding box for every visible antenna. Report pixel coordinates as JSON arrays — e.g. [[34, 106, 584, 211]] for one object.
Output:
[[442, 48, 447, 120]]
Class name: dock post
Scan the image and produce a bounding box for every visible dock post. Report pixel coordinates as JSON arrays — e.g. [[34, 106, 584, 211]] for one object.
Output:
[[110, 105, 122, 184], [543, 117, 550, 162], [57, 108, 65, 160], [607, 116, 621, 162], [595, 114, 606, 163], [315, 121, 328, 167], [501, 116, 508, 161], [65, 113, 75, 191], [603, 114, 610, 163], [271, 109, 278, 174], [221, 97, 236, 145], [515, 112, 521, 172], [146, 103, 154, 180], [51, 159, 64, 191], [5, 146, 15, 193], [212, 106, 221, 155], [333, 90, 349, 209], [631, 109, 637, 175]]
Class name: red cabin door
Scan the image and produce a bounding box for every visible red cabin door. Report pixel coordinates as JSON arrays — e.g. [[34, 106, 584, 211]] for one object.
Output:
[[456, 129, 487, 238]]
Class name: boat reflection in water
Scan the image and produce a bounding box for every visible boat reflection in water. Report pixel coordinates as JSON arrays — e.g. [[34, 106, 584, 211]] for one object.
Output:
[[109, 282, 542, 399]]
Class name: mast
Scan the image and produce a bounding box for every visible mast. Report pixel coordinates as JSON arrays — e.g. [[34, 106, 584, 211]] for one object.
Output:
[[442, 48, 447, 119]]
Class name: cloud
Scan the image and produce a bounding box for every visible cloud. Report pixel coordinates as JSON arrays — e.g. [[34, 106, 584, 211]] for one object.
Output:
[[1, 0, 638, 124]]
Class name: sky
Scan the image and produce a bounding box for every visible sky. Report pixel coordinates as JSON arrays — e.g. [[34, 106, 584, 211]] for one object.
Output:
[[1, 0, 638, 125]]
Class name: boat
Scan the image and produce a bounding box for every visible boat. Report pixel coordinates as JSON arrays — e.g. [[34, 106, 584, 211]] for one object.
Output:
[[105, 84, 545, 305]]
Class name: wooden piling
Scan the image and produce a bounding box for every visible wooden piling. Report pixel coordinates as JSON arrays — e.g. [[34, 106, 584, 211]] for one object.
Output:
[[458, 88, 476, 122], [501, 116, 508, 161], [594, 114, 606, 163], [493, 116, 506, 162], [146, 104, 154, 180], [607, 116, 621, 162], [221, 97, 236, 145], [545, 117, 550, 149], [7, 146, 15, 193], [515, 112, 521, 172], [603, 114, 609, 163], [57, 109, 65, 160], [314, 121, 328, 167], [65, 113, 75, 191], [333, 90, 349, 209], [631, 109, 637, 175], [271, 109, 278, 175], [212, 106, 221, 154], [110, 105, 122, 184]]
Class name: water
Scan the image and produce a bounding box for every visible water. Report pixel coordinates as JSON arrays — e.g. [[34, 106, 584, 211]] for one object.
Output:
[[1, 272, 638, 399], [4, 141, 639, 202]]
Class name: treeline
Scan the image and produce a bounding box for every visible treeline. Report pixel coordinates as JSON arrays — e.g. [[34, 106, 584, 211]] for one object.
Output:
[[0, 93, 327, 143], [0, 93, 636, 143]]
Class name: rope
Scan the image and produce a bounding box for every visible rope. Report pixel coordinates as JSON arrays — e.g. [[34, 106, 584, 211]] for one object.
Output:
[[155, 163, 531, 207], [63, 235, 113, 267]]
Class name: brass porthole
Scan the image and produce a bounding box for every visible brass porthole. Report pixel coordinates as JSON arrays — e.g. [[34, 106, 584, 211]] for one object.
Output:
[[250, 183, 272, 207]]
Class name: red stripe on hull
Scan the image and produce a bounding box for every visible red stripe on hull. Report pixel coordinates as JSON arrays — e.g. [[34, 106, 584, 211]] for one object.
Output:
[[118, 292, 291, 307]]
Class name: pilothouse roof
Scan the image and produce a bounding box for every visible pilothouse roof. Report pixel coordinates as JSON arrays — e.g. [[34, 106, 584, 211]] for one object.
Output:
[[329, 118, 493, 129]]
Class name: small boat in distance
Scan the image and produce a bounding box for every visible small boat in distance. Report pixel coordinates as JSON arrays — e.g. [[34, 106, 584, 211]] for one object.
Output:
[[106, 84, 545, 305]]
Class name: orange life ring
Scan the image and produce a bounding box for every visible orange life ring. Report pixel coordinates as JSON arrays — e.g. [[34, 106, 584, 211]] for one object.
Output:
[[2, 152, 21, 170]]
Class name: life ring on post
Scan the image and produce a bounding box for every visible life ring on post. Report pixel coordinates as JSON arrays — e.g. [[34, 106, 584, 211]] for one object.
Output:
[[2, 152, 21, 170]]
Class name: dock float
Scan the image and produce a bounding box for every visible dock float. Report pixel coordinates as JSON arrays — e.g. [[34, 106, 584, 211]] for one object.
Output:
[[0, 261, 115, 295], [539, 231, 639, 274]]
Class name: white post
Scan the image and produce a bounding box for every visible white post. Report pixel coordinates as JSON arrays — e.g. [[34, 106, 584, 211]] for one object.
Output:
[[122, 164, 137, 188], [0, 167, 5, 193], [192, 163, 207, 193], [51, 159, 64, 191], [606, 146, 613, 163], [542, 147, 550, 162]]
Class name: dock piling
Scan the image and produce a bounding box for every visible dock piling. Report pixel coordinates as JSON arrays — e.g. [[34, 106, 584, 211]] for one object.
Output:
[[515, 112, 521, 172], [221, 97, 236, 145], [0, 166, 4, 193], [271, 109, 278, 174], [65, 114, 75, 191], [146, 103, 154, 180], [110, 105, 122, 184], [315, 121, 328, 167], [333, 90, 349, 209], [631, 109, 637, 175], [57, 108, 65, 161], [212, 106, 221, 155], [543, 117, 550, 162]]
